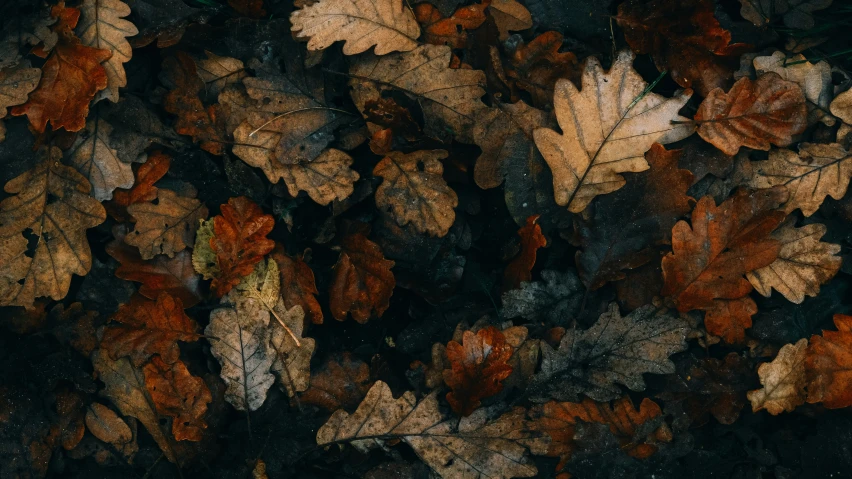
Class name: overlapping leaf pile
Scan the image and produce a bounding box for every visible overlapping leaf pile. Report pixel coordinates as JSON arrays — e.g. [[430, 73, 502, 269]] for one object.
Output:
[[2, 0, 852, 477]]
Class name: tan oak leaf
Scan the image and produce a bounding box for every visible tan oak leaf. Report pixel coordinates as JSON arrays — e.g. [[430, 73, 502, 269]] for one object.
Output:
[[195, 51, 246, 98], [488, 0, 532, 40], [269, 303, 316, 397], [748, 338, 808, 415], [126, 189, 208, 260], [76, 0, 139, 103], [753, 51, 833, 126], [0, 63, 40, 141], [66, 118, 134, 201]]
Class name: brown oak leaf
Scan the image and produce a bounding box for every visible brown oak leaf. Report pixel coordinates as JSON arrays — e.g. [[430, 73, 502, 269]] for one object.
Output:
[[503, 215, 546, 291], [507, 31, 579, 107], [143, 356, 212, 441], [162, 52, 226, 155], [329, 233, 395, 323], [443, 327, 514, 416], [661, 187, 788, 343], [0, 62, 40, 141], [126, 188, 208, 260], [107, 151, 171, 221], [210, 197, 275, 297], [271, 246, 323, 325], [299, 352, 373, 411], [806, 314, 852, 409], [415, 2, 487, 49], [748, 339, 808, 415]]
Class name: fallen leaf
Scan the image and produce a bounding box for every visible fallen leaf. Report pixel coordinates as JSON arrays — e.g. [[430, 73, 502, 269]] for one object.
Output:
[[0, 147, 106, 308], [503, 215, 546, 291], [66, 118, 134, 201], [374, 150, 458, 237], [506, 31, 579, 108], [85, 403, 138, 457], [300, 352, 373, 411], [530, 303, 689, 402], [753, 51, 834, 126], [752, 143, 852, 216], [416, 3, 486, 49], [696, 73, 807, 156], [101, 292, 200, 367], [143, 355, 212, 441], [533, 50, 694, 213], [54, 387, 86, 450], [76, 0, 138, 103], [746, 220, 841, 303], [316, 381, 549, 479], [661, 187, 788, 343], [444, 327, 514, 416], [268, 303, 316, 397], [126, 188, 208, 260], [501, 269, 584, 325], [195, 51, 246, 99], [271, 247, 323, 325], [830, 89, 852, 124], [739, 0, 832, 29], [290, 0, 420, 55], [108, 151, 171, 219], [748, 338, 808, 415], [806, 314, 852, 408], [0, 63, 40, 141], [487, 0, 532, 39], [10, 2, 111, 133], [210, 196, 275, 297], [329, 233, 396, 323]]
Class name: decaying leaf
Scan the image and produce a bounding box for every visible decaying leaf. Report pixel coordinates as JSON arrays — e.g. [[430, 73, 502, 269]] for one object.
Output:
[[443, 327, 514, 416], [746, 220, 841, 303], [0, 147, 107, 308], [751, 143, 852, 216], [269, 303, 316, 397], [748, 338, 808, 415], [806, 314, 852, 409], [143, 355, 212, 441], [329, 233, 396, 323], [661, 187, 788, 343], [533, 50, 694, 213], [374, 150, 458, 237], [316, 381, 549, 479], [506, 31, 579, 108], [162, 52, 226, 155], [66, 118, 134, 201], [76, 0, 139, 103], [502, 269, 583, 325], [753, 51, 834, 126], [0, 63, 40, 141], [739, 0, 832, 30], [290, 0, 419, 55], [209, 196, 275, 297], [300, 352, 373, 411], [503, 215, 546, 291], [695, 73, 808, 156], [271, 247, 323, 324], [101, 292, 200, 367], [531, 303, 689, 402], [126, 188, 208, 260], [107, 151, 171, 218]]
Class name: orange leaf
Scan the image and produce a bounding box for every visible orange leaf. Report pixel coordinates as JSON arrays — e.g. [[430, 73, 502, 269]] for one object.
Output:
[[162, 52, 226, 155], [806, 314, 852, 409], [143, 356, 212, 442], [210, 197, 276, 297], [661, 187, 788, 343], [299, 352, 374, 412], [503, 215, 546, 291], [696, 73, 808, 156], [507, 31, 579, 107], [10, 1, 110, 133], [443, 327, 513, 416], [101, 293, 200, 367], [415, 2, 487, 49], [108, 152, 171, 221], [329, 233, 395, 323], [271, 246, 323, 324]]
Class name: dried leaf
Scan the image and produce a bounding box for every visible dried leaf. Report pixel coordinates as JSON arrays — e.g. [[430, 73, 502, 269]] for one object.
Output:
[[143, 356, 212, 441], [753, 51, 834, 126], [488, 0, 532, 40], [531, 303, 689, 402], [76, 0, 138, 103], [748, 338, 808, 415], [416, 3, 486, 49], [696, 73, 807, 156], [101, 292, 200, 367], [830, 89, 852, 124], [806, 314, 852, 408], [47, 302, 99, 357], [210, 197, 275, 297], [0, 147, 106, 308], [506, 31, 579, 108], [162, 52, 226, 155], [0, 63, 40, 141], [443, 327, 514, 416], [533, 50, 694, 213], [374, 150, 458, 237], [268, 303, 316, 397], [108, 152, 171, 218], [661, 188, 788, 343], [503, 215, 546, 291], [329, 233, 396, 323], [739, 0, 832, 29], [126, 189, 208, 260], [85, 403, 137, 457], [271, 247, 323, 325], [300, 352, 373, 411], [316, 381, 549, 479], [66, 118, 134, 201], [195, 51, 246, 99], [290, 0, 419, 55], [501, 269, 583, 325]]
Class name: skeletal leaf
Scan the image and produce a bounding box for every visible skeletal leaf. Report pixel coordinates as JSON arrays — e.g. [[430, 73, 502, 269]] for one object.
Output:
[[746, 221, 841, 303], [533, 50, 694, 213], [66, 118, 134, 201], [290, 0, 419, 55], [269, 303, 316, 397], [0, 63, 40, 141], [76, 0, 139, 103], [126, 189, 208, 260], [748, 338, 808, 415]]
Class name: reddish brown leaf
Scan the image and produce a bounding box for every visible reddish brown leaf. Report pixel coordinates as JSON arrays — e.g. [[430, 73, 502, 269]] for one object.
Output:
[[107, 226, 203, 307], [369, 128, 393, 156], [101, 293, 200, 367], [210, 197, 276, 297], [661, 187, 788, 343], [299, 352, 374, 412], [415, 2, 487, 49], [162, 52, 226, 155], [806, 314, 852, 409], [616, 0, 751, 96], [10, 2, 111, 133], [271, 246, 323, 325], [503, 215, 546, 291], [54, 386, 85, 451], [107, 152, 171, 221], [443, 327, 514, 416], [364, 98, 421, 141], [507, 31, 579, 107], [143, 356, 212, 442], [329, 233, 396, 323]]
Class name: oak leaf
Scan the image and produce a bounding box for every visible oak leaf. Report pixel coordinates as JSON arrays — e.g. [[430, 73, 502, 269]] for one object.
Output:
[[268, 303, 316, 397], [696, 73, 807, 156], [108, 151, 171, 220], [746, 220, 840, 303], [531, 303, 689, 402], [209, 197, 275, 297], [416, 3, 486, 49], [271, 247, 323, 325], [806, 314, 852, 409], [503, 215, 546, 291], [443, 327, 514, 416], [84, 403, 138, 457], [752, 143, 852, 216], [290, 0, 419, 55], [487, 0, 532, 40], [748, 338, 808, 415], [501, 269, 584, 325], [830, 89, 852, 124], [10, 2, 111, 133], [76, 0, 138, 103], [374, 150, 458, 237], [143, 356, 212, 441], [0, 147, 106, 308], [753, 51, 834, 126], [66, 118, 134, 201], [739, 0, 832, 30], [300, 353, 373, 411], [661, 187, 788, 343], [533, 50, 694, 213], [0, 63, 40, 141], [195, 51, 246, 99], [316, 381, 549, 479], [126, 188, 208, 260], [330, 233, 396, 322], [101, 292, 200, 367], [506, 31, 579, 108]]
